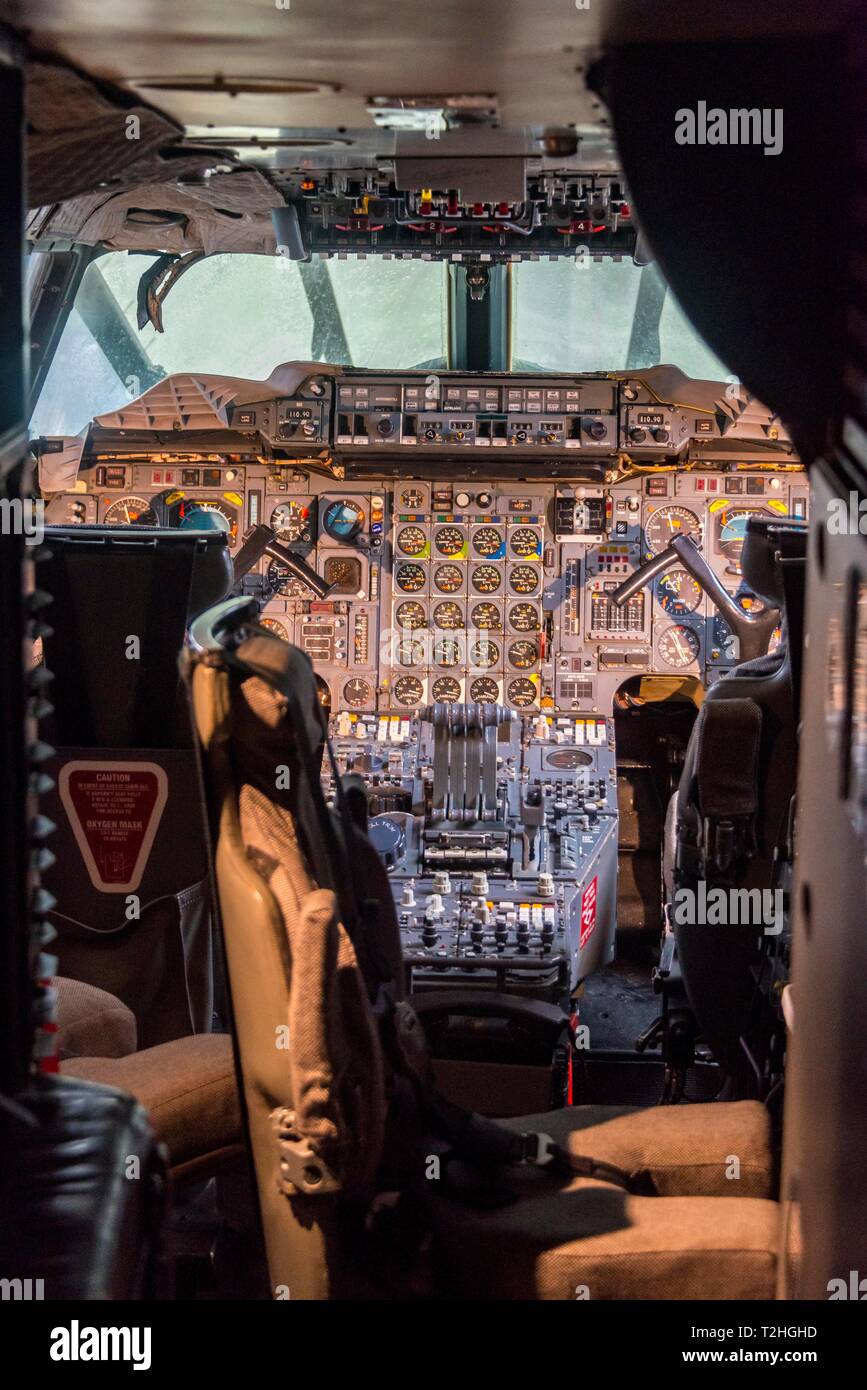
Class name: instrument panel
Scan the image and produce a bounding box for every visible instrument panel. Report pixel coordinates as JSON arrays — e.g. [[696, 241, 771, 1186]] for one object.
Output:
[[45, 454, 809, 716]]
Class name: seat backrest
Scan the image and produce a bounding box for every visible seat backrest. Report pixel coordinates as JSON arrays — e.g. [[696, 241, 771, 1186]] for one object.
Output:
[[40, 527, 232, 1046], [185, 609, 403, 1298], [672, 518, 807, 1073]]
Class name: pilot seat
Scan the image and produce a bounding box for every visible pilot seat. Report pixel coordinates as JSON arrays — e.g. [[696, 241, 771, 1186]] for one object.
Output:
[[661, 516, 808, 1084], [182, 598, 779, 1300]]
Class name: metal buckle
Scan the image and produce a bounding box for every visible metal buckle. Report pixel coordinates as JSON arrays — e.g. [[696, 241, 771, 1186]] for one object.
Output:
[[519, 1131, 556, 1167], [271, 1107, 341, 1196]]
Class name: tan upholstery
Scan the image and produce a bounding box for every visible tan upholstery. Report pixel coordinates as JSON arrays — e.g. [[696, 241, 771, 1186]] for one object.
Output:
[[498, 1100, 773, 1198], [432, 1174, 778, 1299], [61, 1033, 241, 1175], [430, 1100, 776, 1297], [54, 976, 137, 1059]]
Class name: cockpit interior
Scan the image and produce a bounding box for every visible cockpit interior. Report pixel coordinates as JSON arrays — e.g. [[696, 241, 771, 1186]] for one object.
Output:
[[0, 0, 865, 1336]]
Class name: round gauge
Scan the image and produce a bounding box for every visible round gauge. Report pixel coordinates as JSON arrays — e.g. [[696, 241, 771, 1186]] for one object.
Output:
[[343, 677, 372, 708], [433, 601, 464, 630], [103, 496, 157, 526], [470, 676, 499, 703], [396, 524, 428, 556], [712, 593, 780, 662], [267, 559, 316, 597], [508, 639, 539, 669], [472, 564, 502, 594], [270, 501, 310, 543], [717, 505, 771, 563], [473, 526, 505, 558], [509, 564, 539, 595], [433, 637, 462, 668], [431, 676, 461, 703], [434, 525, 466, 557], [736, 592, 767, 616], [323, 556, 362, 593], [315, 676, 331, 714], [470, 638, 499, 669], [323, 498, 365, 542], [507, 677, 538, 707], [711, 614, 740, 662], [177, 499, 237, 541], [657, 623, 701, 668], [393, 675, 424, 706], [395, 600, 427, 630], [260, 617, 289, 641], [396, 637, 426, 667], [656, 568, 703, 616], [545, 749, 594, 769], [645, 505, 701, 555], [433, 563, 463, 594], [395, 562, 426, 592], [509, 602, 540, 632], [471, 601, 502, 631], [509, 527, 542, 558], [400, 487, 425, 509]]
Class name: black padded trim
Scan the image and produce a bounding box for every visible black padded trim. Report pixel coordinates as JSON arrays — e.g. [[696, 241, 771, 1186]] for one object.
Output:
[[695, 698, 762, 818], [0, 1075, 168, 1300]]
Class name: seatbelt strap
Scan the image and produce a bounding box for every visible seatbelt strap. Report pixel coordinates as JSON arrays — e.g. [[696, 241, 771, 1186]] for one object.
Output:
[[422, 1087, 636, 1194]]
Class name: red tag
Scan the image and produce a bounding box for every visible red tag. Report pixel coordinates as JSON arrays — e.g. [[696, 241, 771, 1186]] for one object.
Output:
[[59, 762, 168, 894], [579, 875, 598, 949]]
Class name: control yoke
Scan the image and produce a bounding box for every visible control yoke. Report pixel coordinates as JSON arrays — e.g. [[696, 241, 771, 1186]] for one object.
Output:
[[609, 534, 779, 664], [232, 523, 332, 600]]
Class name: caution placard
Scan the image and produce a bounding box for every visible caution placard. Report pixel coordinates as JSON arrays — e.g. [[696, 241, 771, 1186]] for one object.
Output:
[[58, 761, 169, 894]]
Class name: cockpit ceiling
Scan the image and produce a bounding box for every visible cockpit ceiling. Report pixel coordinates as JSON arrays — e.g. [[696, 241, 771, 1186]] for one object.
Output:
[[8, 1, 613, 142], [5, 0, 842, 187], [1, 0, 841, 128]]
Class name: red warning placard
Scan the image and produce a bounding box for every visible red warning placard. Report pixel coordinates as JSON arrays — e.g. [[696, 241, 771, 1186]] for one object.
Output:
[[579, 875, 598, 950], [58, 762, 168, 894]]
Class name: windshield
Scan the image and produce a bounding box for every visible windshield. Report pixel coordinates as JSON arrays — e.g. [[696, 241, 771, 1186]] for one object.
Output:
[[30, 250, 730, 438], [31, 252, 450, 437], [512, 259, 729, 378]]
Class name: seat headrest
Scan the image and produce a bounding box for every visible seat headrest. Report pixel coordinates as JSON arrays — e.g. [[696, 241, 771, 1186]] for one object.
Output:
[[186, 536, 235, 621], [196, 620, 328, 801], [741, 517, 808, 609]]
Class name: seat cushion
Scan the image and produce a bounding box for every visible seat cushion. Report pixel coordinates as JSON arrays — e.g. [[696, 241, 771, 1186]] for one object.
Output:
[[497, 1100, 773, 1198], [54, 976, 137, 1059], [60, 1033, 241, 1171], [432, 1175, 778, 1299]]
